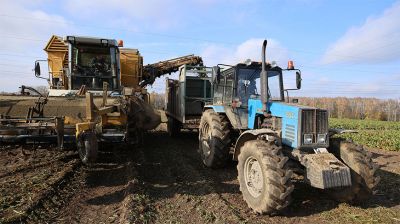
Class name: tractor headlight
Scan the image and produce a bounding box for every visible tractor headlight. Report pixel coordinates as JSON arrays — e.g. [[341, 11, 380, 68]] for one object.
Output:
[[303, 134, 313, 144], [317, 134, 327, 144]]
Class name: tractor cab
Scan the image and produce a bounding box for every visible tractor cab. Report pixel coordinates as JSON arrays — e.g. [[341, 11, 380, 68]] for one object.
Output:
[[209, 61, 302, 131], [212, 62, 288, 106]]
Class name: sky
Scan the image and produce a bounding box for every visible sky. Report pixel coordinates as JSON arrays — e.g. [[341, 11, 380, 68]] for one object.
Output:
[[0, 0, 399, 98]]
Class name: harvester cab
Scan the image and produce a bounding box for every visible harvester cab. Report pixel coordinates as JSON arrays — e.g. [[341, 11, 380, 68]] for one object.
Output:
[[198, 40, 379, 215], [36, 35, 122, 96]]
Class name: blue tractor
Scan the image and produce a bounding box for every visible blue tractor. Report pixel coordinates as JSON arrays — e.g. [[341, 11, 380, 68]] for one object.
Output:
[[198, 40, 379, 215]]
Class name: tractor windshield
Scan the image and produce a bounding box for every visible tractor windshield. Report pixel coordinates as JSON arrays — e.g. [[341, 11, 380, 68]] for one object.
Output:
[[70, 44, 118, 90], [237, 68, 283, 106]]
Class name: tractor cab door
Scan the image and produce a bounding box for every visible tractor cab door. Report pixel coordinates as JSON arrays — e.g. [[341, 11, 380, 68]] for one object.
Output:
[[212, 68, 235, 105], [212, 67, 249, 129], [237, 67, 261, 107]]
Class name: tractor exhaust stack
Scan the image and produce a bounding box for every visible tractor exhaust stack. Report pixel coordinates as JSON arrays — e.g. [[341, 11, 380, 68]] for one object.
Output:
[[260, 40, 268, 113]]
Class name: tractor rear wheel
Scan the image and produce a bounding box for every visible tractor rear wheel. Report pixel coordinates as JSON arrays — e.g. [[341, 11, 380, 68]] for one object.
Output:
[[167, 117, 181, 137], [77, 131, 98, 164], [237, 140, 294, 215], [198, 110, 231, 168], [328, 138, 380, 202]]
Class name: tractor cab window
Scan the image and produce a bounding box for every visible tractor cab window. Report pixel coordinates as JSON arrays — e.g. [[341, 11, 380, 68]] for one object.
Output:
[[237, 68, 283, 105], [70, 45, 117, 90], [237, 68, 261, 106], [265, 71, 282, 101], [213, 69, 235, 104]]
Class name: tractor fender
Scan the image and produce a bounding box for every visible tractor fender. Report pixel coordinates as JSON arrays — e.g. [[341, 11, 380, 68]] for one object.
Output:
[[203, 105, 225, 113], [203, 105, 244, 129], [233, 128, 277, 161]]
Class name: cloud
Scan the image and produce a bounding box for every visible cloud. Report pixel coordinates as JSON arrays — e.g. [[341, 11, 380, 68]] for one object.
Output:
[[0, 1, 70, 50], [200, 38, 290, 66], [321, 1, 400, 64], [63, 0, 254, 31], [291, 73, 400, 99], [147, 38, 291, 93], [64, 0, 185, 30], [0, 1, 71, 92]]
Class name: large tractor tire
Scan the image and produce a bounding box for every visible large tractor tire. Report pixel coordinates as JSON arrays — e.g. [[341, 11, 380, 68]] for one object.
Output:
[[328, 138, 380, 202], [198, 110, 231, 168], [167, 117, 181, 137], [77, 131, 98, 164], [237, 140, 294, 215]]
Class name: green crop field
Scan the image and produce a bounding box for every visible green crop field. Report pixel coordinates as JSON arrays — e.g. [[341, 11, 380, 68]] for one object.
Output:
[[329, 118, 400, 151]]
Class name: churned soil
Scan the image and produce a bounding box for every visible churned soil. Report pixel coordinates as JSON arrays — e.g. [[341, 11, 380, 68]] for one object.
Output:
[[1, 125, 399, 223]]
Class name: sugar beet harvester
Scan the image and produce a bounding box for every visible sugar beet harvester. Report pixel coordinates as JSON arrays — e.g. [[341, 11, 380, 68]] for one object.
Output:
[[0, 35, 202, 163], [197, 40, 380, 215]]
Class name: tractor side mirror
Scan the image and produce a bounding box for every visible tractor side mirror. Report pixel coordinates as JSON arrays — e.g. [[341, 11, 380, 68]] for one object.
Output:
[[296, 71, 302, 89], [212, 66, 221, 84], [34, 62, 41, 77]]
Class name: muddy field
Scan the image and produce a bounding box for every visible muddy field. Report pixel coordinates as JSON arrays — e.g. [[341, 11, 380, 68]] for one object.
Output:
[[1, 125, 399, 224]]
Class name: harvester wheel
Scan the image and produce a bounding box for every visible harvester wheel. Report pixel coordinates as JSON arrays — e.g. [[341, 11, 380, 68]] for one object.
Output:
[[237, 140, 293, 215], [167, 117, 181, 137], [198, 110, 231, 168], [328, 138, 380, 202], [77, 131, 98, 164]]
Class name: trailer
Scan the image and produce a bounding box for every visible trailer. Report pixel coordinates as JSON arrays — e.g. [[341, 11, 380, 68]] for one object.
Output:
[[165, 65, 213, 136]]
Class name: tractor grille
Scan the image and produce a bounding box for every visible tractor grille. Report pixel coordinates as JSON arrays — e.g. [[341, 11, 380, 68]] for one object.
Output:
[[285, 124, 296, 143], [301, 109, 328, 145]]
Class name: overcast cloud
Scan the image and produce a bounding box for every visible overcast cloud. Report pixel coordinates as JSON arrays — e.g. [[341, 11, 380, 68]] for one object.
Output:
[[0, 1, 72, 91], [321, 1, 400, 64], [201, 38, 290, 66]]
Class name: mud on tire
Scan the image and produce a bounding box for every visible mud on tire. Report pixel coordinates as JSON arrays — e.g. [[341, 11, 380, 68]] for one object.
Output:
[[237, 140, 294, 215], [77, 131, 98, 164], [328, 138, 380, 202], [198, 110, 231, 168]]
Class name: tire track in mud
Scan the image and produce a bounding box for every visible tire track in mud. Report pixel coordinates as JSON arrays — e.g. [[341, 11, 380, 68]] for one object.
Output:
[[138, 131, 248, 223], [0, 146, 80, 223], [50, 145, 145, 224], [0, 152, 77, 179], [1, 144, 148, 224]]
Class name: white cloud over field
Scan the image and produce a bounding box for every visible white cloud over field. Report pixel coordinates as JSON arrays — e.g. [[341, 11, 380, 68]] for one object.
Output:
[[148, 38, 291, 93], [322, 1, 400, 64], [201, 38, 290, 67]]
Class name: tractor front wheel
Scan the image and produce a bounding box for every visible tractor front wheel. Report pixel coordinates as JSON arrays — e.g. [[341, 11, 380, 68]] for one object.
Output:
[[77, 131, 98, 164], [237, 140, 293, 215], [328, 138, 380, 202]]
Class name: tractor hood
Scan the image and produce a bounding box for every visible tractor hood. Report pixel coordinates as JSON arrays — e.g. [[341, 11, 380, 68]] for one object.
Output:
[[248, 99, 329, 149]]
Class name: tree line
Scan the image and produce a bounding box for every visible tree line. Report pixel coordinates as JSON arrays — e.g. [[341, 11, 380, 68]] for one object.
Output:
[[151, 92, 400, 122], [4, 87, 397, 122], [297, 97, 400, 121]]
